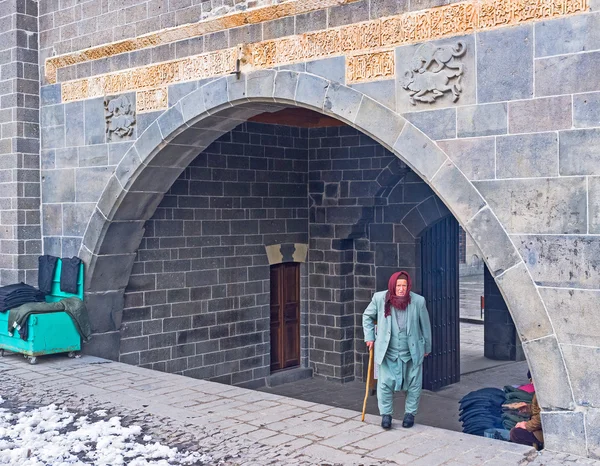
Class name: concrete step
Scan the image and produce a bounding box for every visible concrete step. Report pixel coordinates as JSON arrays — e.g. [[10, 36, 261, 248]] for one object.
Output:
[[266, 367, 313, 387]]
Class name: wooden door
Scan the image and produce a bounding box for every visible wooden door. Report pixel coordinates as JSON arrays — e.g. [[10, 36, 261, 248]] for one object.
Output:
[[421, 216, 460, 390], [270, 263, 300, 372]]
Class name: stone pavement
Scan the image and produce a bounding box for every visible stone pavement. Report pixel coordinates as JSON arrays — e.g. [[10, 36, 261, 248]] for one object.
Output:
[[0, 353, 597, 465]]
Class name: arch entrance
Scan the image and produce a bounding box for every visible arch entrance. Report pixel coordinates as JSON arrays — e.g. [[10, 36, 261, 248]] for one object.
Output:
[[79, 70, 574, 449]]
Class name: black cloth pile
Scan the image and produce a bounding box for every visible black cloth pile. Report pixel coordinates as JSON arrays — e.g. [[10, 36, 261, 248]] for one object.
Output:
[[459, 387, 505, 436], [0, 283, 45, 313]]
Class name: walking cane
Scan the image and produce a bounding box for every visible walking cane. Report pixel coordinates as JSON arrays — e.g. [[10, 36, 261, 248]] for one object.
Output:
[[361, 346, 374, 422]]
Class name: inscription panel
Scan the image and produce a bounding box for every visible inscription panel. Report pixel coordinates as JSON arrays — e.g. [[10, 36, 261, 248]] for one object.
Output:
[[346, 51, 395, 84], [61, 49, 238, 103], [137, 88, 169, 114]]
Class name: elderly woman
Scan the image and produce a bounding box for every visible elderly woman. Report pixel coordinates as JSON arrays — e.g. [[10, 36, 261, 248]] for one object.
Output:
[[363, 271, 432, 430]]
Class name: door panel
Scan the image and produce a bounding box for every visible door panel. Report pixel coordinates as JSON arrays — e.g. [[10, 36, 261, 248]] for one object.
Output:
[[270, 263, 300, 372], [421, 216, 460, 390]]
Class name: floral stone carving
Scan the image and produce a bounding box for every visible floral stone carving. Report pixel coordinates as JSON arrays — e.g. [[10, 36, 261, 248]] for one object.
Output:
[[401, 41, 467, 105], [105, 95, 136, 140]]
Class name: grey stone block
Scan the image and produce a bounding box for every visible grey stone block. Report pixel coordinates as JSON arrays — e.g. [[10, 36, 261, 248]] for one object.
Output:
[[63, 203, 95, 236], [328, 0, 369, 27], [78, 144, 108, 167], [561, 344, 600, 408], [115, 146, 143, 188], [540, 288, 600, 347], [535, 12, 600, 58], [273, 70, 298, 103], [369, 0, 408, 18], [41, 104, 64, 127], [55, 147, 78, 169], [168, 81, 197, 107], [246, 69, 276, 100], [65, 101, 84, 147], [179, 87, 207, 125], [115, 191, 164, 222], [394, 123, 447, 181], [84, 97, 105, 145], [355, 96, 406, 148], [475, 177, 586, 234], [560, 128, 600, 175], [396, 34, 476, 113], [40, 85, 61, 106], [108, 142, 133, 165], [306, 57, 345, 85], [81, 330, 120, 361], [495, 262, 554, 343], [295, 73, 329, 110], [496, 132, 558, 178], [573, 91, 600, 128], [536, 51, 600, 97], [229, 24, 262, 46], [262, 16, 295, 41], [226, 74, 247, 104], [86, 253, 137, 292], [296, 10, 326, 35], [42, 204, 62, 236], [514, 235, 600, 289], [323, 82, 362, 124], [465, 207, 521, 276], [586, 408, 600, 459], [157, 104, 185, 140], [509, 96, 572, 133], [590, 176, 600, 233], [477, 25, 533, 103], [85, 290, 125, 333], [351, 80, 395, 110], [98, 221, 146, 255], [540, 411, 586, 455], [403, 108, 456, 141], [42, 169, 75, 202], [75, 166, 112, 202], [41, 125, 65, 149], [202, 77, 229, 112], [457, 103, 507, 138], [147, 142, 201, 168], [437, 137, 494, 181], [134, 121, 165, 164], [523, 335, 575, 410], [430, 160, 486, 223], [129, 166, 185, 194], [169, 127, 224, 148]]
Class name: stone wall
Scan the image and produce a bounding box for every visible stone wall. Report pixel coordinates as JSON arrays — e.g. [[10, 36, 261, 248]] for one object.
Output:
[[0, 0, 41, 285], [120, 121, 440, 386]]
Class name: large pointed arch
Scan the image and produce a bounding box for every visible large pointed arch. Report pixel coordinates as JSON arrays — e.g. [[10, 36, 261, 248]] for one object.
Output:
[[79, 69, 575, 423]]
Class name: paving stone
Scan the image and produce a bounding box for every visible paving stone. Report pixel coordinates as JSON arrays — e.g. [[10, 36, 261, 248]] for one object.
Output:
[[477, 25, 533, 103], [585, 408, 600, 459], [474, 177, 587, 234], [496, 132, 558, 178], [535, 12, 600, 58], [456, 102, 507, 138], [437, 137, 495, 181], [403, 108, 456, 141], [508, 96, 572, 133], [559, 128, 600, 175]]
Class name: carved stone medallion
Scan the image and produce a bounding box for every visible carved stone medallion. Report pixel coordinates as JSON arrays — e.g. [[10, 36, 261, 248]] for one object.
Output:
[[105, 95, 136, 141], [401, 41, 467, 105]]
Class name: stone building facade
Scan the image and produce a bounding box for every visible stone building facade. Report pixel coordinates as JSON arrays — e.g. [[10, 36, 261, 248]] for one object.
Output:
[[2, 0, 600, 457]]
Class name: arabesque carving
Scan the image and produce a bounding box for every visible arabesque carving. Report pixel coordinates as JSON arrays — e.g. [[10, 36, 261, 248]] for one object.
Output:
[[62, 48, 238, 103], [248, 0, 587, 69], [137, 88, 169, 114], [347, 51, 395, 84], [402, 41, 467, 104]]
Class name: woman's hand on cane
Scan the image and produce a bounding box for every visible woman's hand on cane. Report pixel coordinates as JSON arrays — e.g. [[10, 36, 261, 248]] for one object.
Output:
[[366, 341, 374, 350]]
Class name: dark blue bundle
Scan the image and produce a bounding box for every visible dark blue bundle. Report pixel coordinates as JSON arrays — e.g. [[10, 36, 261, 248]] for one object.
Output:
[[458, 388, 505, 436]]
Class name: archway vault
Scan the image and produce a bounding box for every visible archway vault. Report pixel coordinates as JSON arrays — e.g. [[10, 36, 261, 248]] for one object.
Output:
[[79, 69, 575, 418]]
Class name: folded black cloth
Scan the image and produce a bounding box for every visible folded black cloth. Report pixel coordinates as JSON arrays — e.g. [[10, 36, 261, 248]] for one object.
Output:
[[60, 257, 82, 294], [38, 255, 59, 294], [459, 387, 506, 437], [0, 283, 45, 313]]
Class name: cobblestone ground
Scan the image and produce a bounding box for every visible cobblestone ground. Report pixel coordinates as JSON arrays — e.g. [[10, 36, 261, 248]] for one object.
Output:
[[0, 354, 597, 466]]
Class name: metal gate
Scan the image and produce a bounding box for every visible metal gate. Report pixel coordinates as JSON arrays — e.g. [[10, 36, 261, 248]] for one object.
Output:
[[421, 215, 460, 390]]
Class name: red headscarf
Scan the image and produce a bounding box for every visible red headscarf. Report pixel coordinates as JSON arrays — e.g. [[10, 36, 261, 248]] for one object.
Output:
[[384, 271, 412, 317]]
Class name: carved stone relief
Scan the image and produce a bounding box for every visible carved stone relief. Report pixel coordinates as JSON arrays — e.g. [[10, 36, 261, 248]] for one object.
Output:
[[401, 41, 467, 105], [347, 50, 395, 84], [137, 88, 168, 114], [105, 95, 136, 141]]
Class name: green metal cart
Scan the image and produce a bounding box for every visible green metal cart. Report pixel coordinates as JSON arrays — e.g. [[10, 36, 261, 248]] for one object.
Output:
[[0, 259, 84, 364]]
